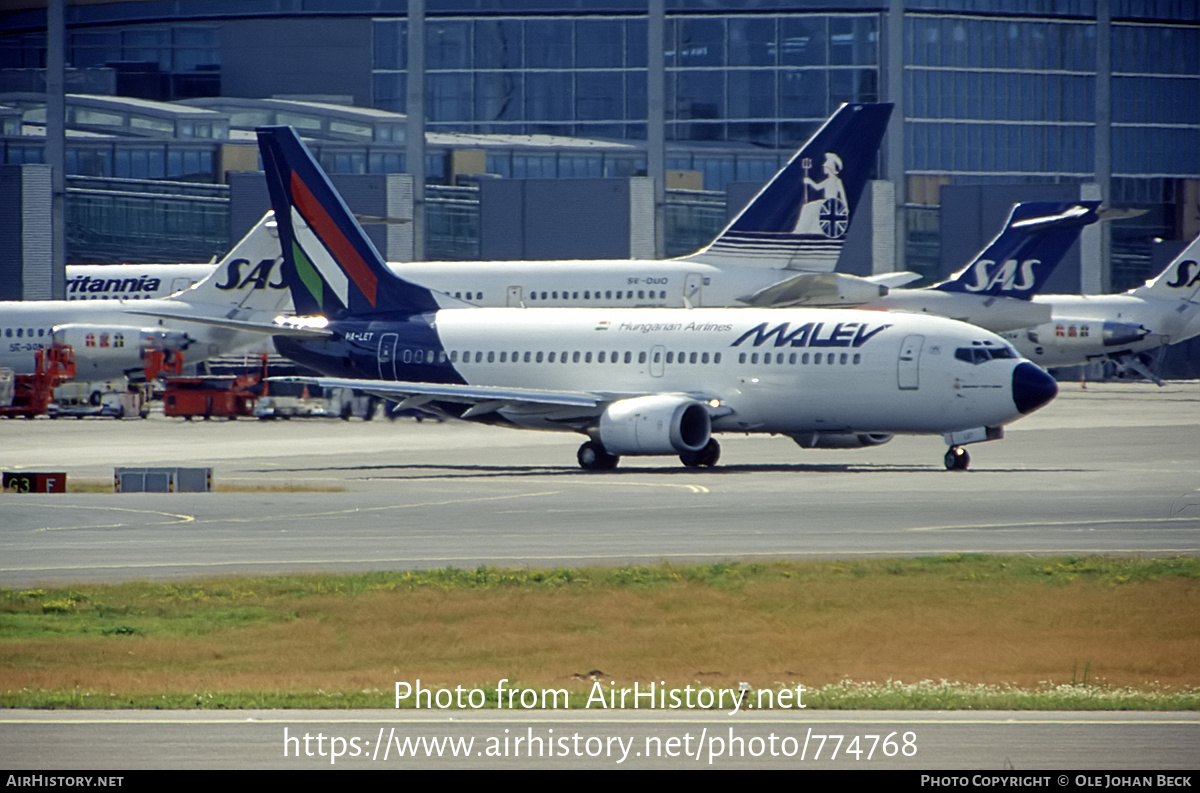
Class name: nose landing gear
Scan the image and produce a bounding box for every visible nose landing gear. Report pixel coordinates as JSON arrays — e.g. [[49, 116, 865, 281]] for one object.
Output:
[[944, 446, 970, 471]]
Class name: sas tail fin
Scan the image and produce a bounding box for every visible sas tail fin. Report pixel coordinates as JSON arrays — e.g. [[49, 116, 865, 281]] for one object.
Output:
[[1131, 234, 1200, 303], [256, 125, 442, 319], [685, 102, 893, 271], [166, 211, 291, 313], [933, 201, 1101, 300]]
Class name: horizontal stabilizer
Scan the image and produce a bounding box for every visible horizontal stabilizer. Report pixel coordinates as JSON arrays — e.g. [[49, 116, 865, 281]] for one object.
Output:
[[1096, 207, 1149, 222], [738, 272, 889, 307], [865, 271, 921, 288], [124, 309, 334, 338]]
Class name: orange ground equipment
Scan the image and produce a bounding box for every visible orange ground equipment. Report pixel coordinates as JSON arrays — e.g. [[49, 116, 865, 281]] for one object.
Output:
[[0, 345, 77, 418], [161, 355, 268, 420]]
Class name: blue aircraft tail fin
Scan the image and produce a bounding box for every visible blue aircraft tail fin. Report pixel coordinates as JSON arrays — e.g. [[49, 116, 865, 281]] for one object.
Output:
[[256, 126, 441, 319], [686, 102, 893, 271], [933, 201, 1101, 300]]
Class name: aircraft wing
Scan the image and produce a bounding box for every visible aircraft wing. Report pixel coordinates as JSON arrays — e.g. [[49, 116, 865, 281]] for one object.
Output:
[[271, 376, 726, 420]]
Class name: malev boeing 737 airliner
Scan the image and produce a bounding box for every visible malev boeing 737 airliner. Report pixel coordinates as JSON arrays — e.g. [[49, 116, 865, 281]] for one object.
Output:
[[252, 126, 1058, 471], [0, 214, 289, 382], [64, 103, 910, 309]]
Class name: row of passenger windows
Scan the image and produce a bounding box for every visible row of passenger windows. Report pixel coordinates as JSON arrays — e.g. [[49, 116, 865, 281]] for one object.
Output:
[[739, 351, 862, 365], [527, 289, 668, 302], [3, 327, 125, 348], [440, 348, 864, 366], [68, 294, 158, 300], [450, 349, 721, 365], [449, 290, 669, 302]]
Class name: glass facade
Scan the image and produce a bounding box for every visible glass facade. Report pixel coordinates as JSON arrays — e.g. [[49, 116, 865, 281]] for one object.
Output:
[[1111, 23, 1200, 177], [3, 139, 217, 182], [373, 12, 879, 147], [899, 11, 1199, 285], [65, 177, 229, 263], [904, 15, 1199, 183], [0, 24, 220, 100], [905, 14, 1098, 179]]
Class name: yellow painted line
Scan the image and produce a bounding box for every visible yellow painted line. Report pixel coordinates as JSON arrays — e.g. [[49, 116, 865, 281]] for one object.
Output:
[[22, 505, 195, 532], [208, 491, 561, 524]]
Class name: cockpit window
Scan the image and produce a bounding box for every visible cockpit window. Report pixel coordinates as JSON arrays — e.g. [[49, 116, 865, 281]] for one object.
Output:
[[955, 343, 1017, 365]]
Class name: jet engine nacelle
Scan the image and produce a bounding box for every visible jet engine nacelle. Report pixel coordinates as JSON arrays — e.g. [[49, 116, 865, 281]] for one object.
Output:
[[790, 432, 894, 449], [1023, 319, 1152, 349], [595, 394, 711, 456]]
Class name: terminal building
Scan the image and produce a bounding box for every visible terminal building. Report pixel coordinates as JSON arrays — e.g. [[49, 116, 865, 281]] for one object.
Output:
[[0, 1, 1197, 371]]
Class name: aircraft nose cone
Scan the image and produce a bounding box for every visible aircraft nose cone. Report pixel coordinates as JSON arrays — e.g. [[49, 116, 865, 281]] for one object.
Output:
[[1012, 361, 1058, 414]]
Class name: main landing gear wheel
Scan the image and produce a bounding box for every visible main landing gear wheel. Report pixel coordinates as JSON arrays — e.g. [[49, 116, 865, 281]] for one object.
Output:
[[680, 438, 721, 468], [944, 446, 970, 471], [577, 441, 619, 471]]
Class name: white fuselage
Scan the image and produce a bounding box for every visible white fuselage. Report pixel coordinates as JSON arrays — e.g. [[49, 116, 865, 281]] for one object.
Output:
[[289, 308, 1050, 440], [65, 258, 840, 309], [864, 289, 1053, 333], [1001, 293, 1200, 368], [0, 298, 272, 380], [443, 310, 1032, 436], [395, 259, 776, 308]]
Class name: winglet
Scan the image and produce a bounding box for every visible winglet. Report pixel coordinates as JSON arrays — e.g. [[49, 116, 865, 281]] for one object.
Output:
[[256, 126, 441, 318], [933, 201, 1101, 300]]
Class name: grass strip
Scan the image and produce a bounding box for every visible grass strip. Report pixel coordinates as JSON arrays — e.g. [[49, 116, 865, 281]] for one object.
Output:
[[2, 555, 1198, 710]]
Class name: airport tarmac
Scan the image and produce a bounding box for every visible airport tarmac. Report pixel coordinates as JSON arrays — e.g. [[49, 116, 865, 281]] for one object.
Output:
[[1, 381, 1197, 586], [3, 709, 1197, 770]]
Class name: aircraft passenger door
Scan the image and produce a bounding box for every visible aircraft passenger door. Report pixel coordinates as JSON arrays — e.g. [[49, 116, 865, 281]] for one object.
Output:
[[378, 333, 398, 380], [683, 273, 704, 308], [506, 286, 524, 307], [170, 277, 194, 295], [897, 334, 924, 390], [650, 345, 665, 378]]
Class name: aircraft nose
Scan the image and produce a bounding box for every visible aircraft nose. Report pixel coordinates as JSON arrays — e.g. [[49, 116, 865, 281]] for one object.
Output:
[[1012, 361, 1058, 414]]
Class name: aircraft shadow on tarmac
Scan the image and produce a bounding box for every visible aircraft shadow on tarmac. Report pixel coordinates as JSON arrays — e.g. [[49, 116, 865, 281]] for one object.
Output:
[[246, 462, 1088, 479]]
